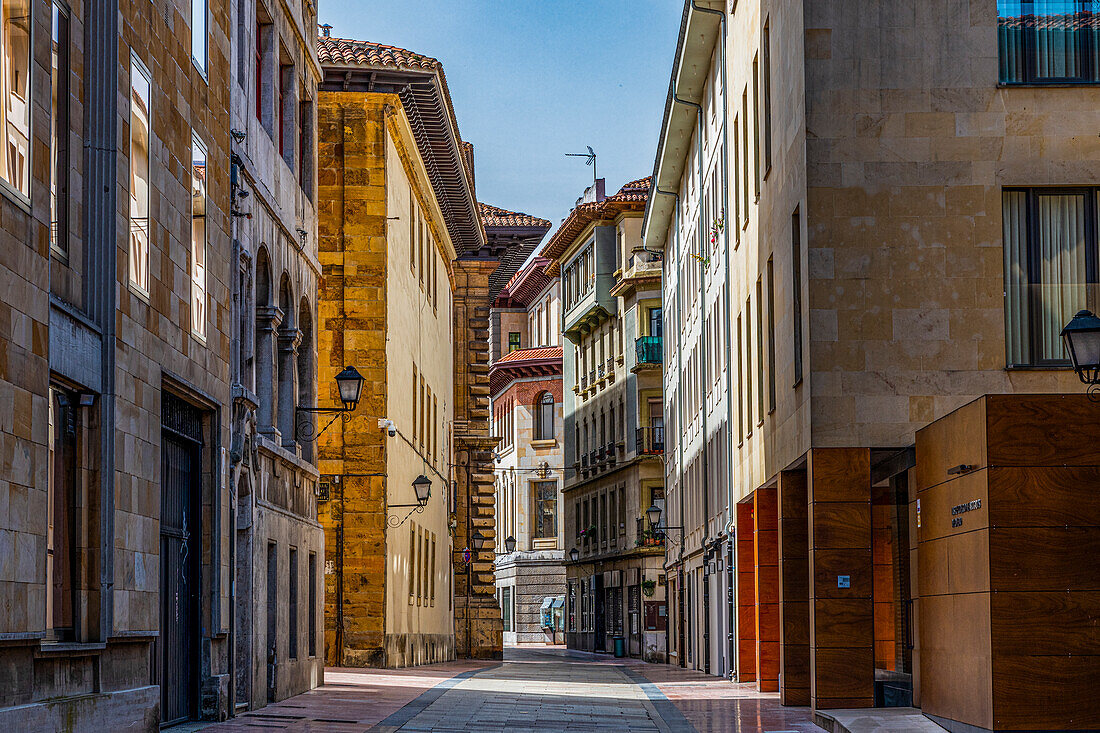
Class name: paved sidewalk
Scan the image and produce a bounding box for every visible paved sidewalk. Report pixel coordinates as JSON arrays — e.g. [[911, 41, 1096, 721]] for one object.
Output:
[[194, 645, 821, 732]]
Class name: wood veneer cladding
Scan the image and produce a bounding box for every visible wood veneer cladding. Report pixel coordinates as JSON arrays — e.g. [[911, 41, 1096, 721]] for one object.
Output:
[[778, 471, 811, 708], [918, 593, 994, 730], [809, 448, 872, 503], [808, 449, 873, 710], [988, 465, 1100, 527], [990, 591, 1100, 656], [915, 397, 987, 492], [990, 526, 1100, 592], [993, 655, 1100, 730]]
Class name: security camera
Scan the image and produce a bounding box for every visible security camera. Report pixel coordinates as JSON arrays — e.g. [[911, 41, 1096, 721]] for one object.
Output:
[[377, 418, 397, 437]]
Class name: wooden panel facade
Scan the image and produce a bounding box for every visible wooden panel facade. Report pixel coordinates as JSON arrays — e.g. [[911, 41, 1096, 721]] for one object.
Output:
[[754, 486, 780, 691], [915, 394, 1100, 732], [736, 501, 757, 682], [807, 448, 874, 709], [778, 470, 810, 706]]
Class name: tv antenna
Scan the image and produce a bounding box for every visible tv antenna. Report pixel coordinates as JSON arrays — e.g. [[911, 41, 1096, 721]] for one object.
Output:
[[565, 146, 597, 184]]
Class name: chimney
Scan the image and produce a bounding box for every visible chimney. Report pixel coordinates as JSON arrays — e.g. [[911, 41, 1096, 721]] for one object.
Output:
[[576, 178, 606, 207]]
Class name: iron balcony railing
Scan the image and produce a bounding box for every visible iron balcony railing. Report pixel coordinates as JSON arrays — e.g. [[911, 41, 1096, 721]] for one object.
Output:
[[636, 426, 665, 455], [636, 336, 663, 365], [588, 369, 596, 385], [580, 374, 588, 390], [606, 442, 617, 463], [597, 363, 606, 378]]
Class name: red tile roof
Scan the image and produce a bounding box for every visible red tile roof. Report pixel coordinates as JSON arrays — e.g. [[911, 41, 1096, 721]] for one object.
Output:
[[496, 346, 562, 364], [479, 203, 553, 230], [317, 37, 441, 70], [542, 177, 652, 272]]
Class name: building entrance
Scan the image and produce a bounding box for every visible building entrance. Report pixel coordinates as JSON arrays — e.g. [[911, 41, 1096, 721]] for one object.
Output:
[[159, 394, 204, 725]]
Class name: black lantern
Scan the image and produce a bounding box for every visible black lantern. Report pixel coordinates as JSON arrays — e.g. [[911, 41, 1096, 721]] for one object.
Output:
[[504, 535, 517, 553], [297, 364, 366, 441], [472, 529, 488, 552], [1061, 310, 1100, 385], [646, 503, 663, 528], [412, 475, 431, 506], [569, 547, 580, 563], [335, 365, 366, 409]]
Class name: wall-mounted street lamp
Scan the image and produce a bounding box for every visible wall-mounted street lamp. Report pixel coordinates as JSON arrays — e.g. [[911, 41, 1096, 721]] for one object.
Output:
[[646, 504, 683, 545], [296, 365, 365, 440], [504, 535, 517, 554], [1062, 310, 1100, 395], [569, 547, 580, 563], [387, 474, 432, 527]]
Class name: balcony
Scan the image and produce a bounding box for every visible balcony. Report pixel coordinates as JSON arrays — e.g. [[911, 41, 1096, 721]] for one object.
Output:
[[635, 336, 662, 369], [636, 426, 665, 455], [606, 357, 615, 382], [580, 374, 588, 391], [597, 363, 606, 382], [606, 442, 617, 464]]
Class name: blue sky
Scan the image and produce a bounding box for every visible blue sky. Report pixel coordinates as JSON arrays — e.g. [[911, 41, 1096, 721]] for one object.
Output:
[[319, 1, 683, 239]]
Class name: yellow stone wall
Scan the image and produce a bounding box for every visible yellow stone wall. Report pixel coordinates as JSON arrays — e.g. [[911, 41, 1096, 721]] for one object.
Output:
[[316, 91, 458, 668]]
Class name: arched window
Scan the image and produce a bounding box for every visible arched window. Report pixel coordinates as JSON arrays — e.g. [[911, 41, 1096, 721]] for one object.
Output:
[[297, 298, 314, 461], [255, 248, 277, 435], [535, 392, 554, 441], [277, 275, 297, 448]]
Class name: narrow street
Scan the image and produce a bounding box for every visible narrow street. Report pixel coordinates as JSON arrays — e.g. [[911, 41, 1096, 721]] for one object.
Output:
[[192, 647, 819, 733]]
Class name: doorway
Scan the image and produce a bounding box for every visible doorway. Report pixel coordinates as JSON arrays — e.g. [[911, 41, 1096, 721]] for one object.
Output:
[[159, 394, 203, 726]]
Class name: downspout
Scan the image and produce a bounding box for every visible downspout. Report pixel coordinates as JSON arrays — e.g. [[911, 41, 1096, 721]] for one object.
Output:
[[335, 104, 347, 667], [228, 155, 242, 717]]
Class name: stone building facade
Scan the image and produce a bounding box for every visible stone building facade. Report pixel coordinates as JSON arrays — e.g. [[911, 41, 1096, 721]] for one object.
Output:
[[488, 255, 569, 645], [0, 0, 238, 728], [644, 0, 1100, 728], [316, 34, 517, 668], [228, 0, 324, 709], [545, 178, 668, 662]]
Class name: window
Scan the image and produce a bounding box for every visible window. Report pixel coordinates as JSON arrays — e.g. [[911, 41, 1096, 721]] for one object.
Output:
[[128, 60, 151, 294], [508, 332, 521, 352], [745, 298, 753, 435], [191, 0, 206, 74], [430, 534, 436, 605], [733, 116, 741, 240], [741, 90, 749, 222], [298, 99, 313, 198], [766, 258, 777, 412], [998, 1, 1100, 84], [792, 208, 804, 385], [752, 55, 761, 198], [756, 278, 765, 422], [649, 307, 663, 337], [408, 525, 416, 602], [47, 387, 78, 641], [535, 392, 555, 441], [501, 586, 513, 632], [279, 64, 292, 162], [50, 4, 69, 256], [409, 197, 417, 272], [191, 133, 208, 339], [308, 553, 317, 657], [288, 547, 298, 659], [762, 21, 772, 173], [736, 313, 743, 442], [533, 481, 557, 539], [1004, 188, 1100, 365], [0, 0, 30, 197]]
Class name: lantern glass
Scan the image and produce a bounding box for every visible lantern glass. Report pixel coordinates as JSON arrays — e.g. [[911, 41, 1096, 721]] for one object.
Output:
[[569, 547, 580, 562], [646, 503, 662, 528], [1062, 310, 1100, 381], [412, 474, 431, 505], [504, 535, 516, 553], [335, 365, 365, 408], [472, 530, 487, 551]]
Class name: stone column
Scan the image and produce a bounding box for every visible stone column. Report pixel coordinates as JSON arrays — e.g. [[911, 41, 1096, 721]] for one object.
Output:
[[451, 258, 503, 660], [256, 305, 283, 441], [278, 327, 302, 451]]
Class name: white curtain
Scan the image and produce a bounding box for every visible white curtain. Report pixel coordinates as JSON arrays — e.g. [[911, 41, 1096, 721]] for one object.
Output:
[[1037, 193, 1087, 360], [1034, 0, 1085, 79], [1003, 192, 1029, 364]]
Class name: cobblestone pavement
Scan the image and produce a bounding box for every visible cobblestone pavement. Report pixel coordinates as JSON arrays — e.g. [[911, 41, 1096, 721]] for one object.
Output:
[[195, 646, 820, 733]]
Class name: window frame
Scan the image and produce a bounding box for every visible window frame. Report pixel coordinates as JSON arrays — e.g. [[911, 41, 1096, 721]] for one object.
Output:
[[191, 0, 208, 79], [0, 0, 33, 205], [128, 56, 152, 298], [535, 391, 555, 441], [190, 131, 208, 342], [998, 1, 1100, 85], [532, 480, 558, 540], [50, 1, 70, 259], [1003, 186, 1100, 367]]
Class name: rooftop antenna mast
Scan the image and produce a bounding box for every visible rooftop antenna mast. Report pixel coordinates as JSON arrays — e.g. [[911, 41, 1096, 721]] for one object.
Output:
[[565, 146, 597, 185]]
